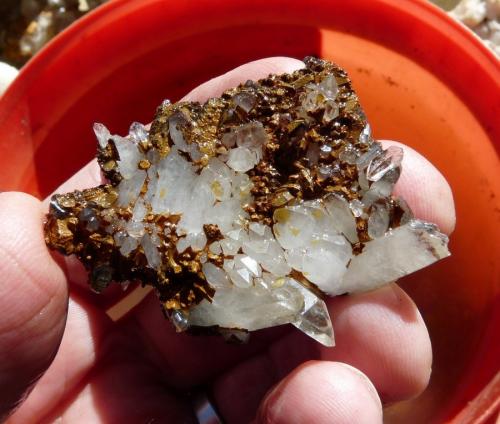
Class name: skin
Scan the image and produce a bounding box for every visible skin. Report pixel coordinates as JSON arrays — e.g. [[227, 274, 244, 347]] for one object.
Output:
[[0, 57, 455, 424]]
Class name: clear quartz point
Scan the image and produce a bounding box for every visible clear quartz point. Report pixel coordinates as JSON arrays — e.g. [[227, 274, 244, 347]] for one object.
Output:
[[367, 202, 390, 238], [169, 309, 189, 332], [359, 123, 371, 144], [366, 146, 404, 182], [289, 280, 335, 347], [356, 142, 382, 171], [93, 122, 110, 149], [129, 122, 148, 143]]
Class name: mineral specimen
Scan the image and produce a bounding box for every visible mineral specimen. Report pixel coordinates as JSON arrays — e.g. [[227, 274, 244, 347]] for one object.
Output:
[[44, 57, 450, 346]]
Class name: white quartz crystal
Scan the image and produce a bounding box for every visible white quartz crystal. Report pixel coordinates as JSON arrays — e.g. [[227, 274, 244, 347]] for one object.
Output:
[[273, 205, 315, 249], [141, 233, 161, 270], [338, 220, 449, 295], [367, 202, 390, 239], [188, 279, 307, 331], [119, 236, 139, 257], [93, 122, 111, 149], [117, 170, 146, 207], [324, 195, 359, 243], [129, 122, 148, 143], [132, 199, 147, 222], [318, 74, 339, 99], [199, 158, 233, 201], [113, 135, 143, 179], [226, 146, 260, 172], [202, 262, 231, 288]]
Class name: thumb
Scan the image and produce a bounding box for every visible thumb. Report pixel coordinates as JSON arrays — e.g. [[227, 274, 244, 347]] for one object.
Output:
[[0, 192, 68, 420]]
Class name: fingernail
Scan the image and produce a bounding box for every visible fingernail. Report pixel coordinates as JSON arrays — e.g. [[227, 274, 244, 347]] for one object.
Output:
[[337, 362, 382, 409]]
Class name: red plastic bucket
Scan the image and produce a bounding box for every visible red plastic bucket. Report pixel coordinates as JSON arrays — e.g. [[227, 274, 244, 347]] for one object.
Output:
[[0, 0, 498, 422]]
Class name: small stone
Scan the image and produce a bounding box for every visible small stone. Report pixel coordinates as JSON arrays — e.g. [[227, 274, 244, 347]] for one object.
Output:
[[357, 142, 383, 171], [168, 112, 188, 150], [317, 164, 339, 180], [132, 199, 147, 222], [319, 144, 332, 158], [236, 254, 262, 277], [339, 220, 450, 295], [209, 241, 222, 255], [78, 207, 100, 231], [273, 206, 315, 250], [90, 264, 113, 293], [324, 194, 359, 243], [119, 236, 138, 257], [349, 199, 365, 218], [117, 170, 146, 207], [302, 89, 321, 112], [49, 196, 70, 218]]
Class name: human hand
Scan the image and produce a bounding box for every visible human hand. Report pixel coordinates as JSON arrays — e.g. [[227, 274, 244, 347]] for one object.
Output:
[[0, 58, 455, 423]]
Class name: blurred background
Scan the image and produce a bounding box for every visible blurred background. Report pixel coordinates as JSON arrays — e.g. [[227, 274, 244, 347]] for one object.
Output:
[[0, 0, 499, 92]]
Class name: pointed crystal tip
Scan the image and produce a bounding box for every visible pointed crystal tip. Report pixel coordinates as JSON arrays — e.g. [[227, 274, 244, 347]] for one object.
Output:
[[289, 280, 335, 347], [293, 321, 335, 347]]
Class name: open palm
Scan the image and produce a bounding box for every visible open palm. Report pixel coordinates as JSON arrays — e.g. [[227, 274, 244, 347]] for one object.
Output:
[[1, 58, 455, 424]]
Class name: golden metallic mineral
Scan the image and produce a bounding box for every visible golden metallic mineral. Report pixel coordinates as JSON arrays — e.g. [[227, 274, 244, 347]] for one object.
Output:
[[45, 58, 449, 346]]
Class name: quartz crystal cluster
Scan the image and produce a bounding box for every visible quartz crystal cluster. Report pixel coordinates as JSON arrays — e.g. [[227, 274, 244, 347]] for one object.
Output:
[[44, 57, 450, 346]]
